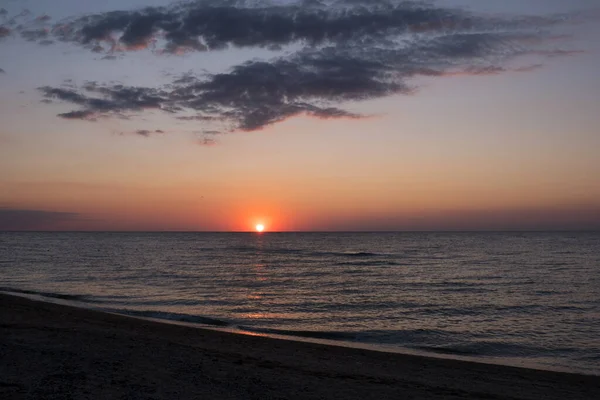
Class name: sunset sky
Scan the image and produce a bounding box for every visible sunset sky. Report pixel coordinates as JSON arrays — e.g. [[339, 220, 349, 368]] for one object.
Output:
[[1, 0, 599, 231]]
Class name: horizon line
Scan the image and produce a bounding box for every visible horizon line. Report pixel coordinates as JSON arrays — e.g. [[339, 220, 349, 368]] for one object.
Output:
[[1, 229, 599, 234]]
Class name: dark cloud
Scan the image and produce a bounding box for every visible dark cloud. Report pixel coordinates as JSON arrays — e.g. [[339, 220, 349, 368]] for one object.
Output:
[[0, 68, 5, 74], [43, 0, 480, 53], [38, 33, 573, 133], [39, 83, 168, 120], [20, 28, 49, 41], [1, 8, 33, 29], [0, 208, 79, 230], [136, 129, 152, 136], [35, 15, 51, 23], [22, 0, 572, 54], [39, 87, 88, 103], [58, 110, 97, 120], [26, 0, 584, 134], [134, 129, 165, 136], [0, 26, 10, 38]]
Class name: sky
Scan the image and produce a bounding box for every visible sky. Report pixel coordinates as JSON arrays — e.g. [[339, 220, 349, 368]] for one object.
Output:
[[0, 0, 599, 231]]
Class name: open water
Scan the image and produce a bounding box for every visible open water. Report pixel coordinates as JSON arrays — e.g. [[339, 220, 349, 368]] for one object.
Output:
[[1, 231, 598, 375]]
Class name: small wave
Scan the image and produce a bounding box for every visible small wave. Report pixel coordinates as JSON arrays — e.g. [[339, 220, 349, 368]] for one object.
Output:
[[224, 247, 385, 259], [227, 245, 260, 252], [237, 326, 357, 341], [345, 251, 379, 257], [413, 345, 479, 356], [0, 287, 99, 303], [111, 309, 231, 327], [413, 303, 548, 317], [534, 290, 569, 295], [307, 251, 384, 258], [227, 246, 308, 255], [333, 260, 401, 267], [438, 287, 492, 294], [117, 298, 232, 307], [411, 341, 558, 358], [580, 354, 600, 361], [217, 247, 385, 258], [268, 248, 306, 255]]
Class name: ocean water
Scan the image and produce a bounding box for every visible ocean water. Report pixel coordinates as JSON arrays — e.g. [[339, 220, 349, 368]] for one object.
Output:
[[1, 231, 599, 375]]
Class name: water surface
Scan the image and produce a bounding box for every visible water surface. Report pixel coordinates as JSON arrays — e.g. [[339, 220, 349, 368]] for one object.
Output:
[[1, 232, 598, 374]]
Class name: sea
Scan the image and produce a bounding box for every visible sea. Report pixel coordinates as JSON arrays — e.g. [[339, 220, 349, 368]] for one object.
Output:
[[1, 231, 599, 375]]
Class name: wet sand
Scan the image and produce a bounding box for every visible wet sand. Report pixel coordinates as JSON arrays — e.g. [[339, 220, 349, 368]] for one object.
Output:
[[1, 293, 598, 399]]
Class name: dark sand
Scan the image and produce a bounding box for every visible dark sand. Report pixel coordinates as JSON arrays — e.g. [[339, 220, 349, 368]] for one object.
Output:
[[1, 293, 599, 400]]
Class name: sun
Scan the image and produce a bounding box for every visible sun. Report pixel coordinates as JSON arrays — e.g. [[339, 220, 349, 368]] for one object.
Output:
[[255, 224, 265, 233]]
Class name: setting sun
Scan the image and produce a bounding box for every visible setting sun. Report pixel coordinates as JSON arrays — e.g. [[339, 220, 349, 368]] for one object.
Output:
[[255, 224, 265, 232]]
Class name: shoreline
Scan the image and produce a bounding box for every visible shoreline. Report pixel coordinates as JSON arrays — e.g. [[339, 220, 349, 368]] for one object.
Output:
[[3, 288, 590, 376], [3, 288, 594, 376], [2, 292, 599, 399]]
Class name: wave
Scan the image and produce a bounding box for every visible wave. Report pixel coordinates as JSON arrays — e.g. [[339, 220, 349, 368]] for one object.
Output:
[[0, 286, 588, 368], [228, 246, 386, 259], [333, 260, 402, 267], [412, 345, 480, 356], [0, 287, 359, 337], [228, 246, 306, 255], [108, 309, 232, 327], [0, 286, 100, 303], [98, 307, 356, 340], [410, 340, 569, 358], [322, 251, 384, 258], [236, 325, 357, 341], [341, 251, 380, 257]]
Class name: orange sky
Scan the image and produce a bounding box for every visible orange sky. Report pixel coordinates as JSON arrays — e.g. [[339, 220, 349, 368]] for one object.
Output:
[[2, 110, 599, 231]]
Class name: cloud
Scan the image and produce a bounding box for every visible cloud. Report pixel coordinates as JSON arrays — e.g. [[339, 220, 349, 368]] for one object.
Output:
[[41, 0, 473, 53], [135, 129, 165, 136], [438, 64, 545, 77], [58, 110, 97, 120], [0, 68, 4, 74], [136, 129, 152, 136], [198, 137, 217, 146], [35, 15, 51, 23], [0, 208, 79, 230], [533, 49, 586, 58], [39, 84, 167, 120], [27, 0, 585, 134], [0, 26, 10, 39], [512, 64, 543, 73], [33, 0, 576, 55], [20, 28, 49, 42]]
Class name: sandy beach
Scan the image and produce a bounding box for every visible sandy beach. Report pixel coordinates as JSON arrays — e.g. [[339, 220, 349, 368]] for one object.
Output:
[[1, 293, 598, 400]]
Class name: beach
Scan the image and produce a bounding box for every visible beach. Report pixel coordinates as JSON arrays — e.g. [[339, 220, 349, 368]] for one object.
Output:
[[1, 293, 598, 400]]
